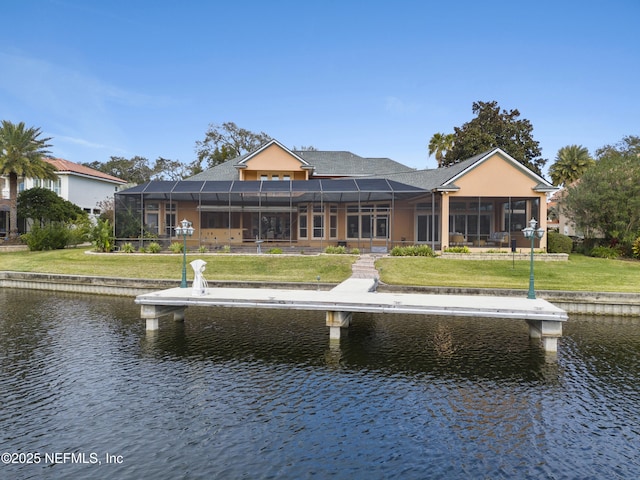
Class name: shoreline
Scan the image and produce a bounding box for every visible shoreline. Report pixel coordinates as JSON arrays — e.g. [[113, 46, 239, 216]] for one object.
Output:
[[1, 270, 639, 317]]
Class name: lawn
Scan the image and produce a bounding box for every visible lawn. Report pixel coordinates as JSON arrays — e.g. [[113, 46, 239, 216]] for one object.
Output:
[[1, 248, 639, 293], [0, 248, 355, 283], [376, 254, 640, 293]]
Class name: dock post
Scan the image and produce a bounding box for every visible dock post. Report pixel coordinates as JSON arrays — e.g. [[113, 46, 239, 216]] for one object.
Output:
[[146, 318, 159, 331], [140, 305, 187, 331], [526, 319, 562, 352], [326, 311, 352, 339]]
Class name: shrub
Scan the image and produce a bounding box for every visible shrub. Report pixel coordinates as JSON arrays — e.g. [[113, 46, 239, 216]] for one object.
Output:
[[547, 231, 573, 254], [138, 246, 147, 253], [121, 242, 135, 253], [390, 245, 436, 257], [147, 242, 162, 253], [198, 245, 207, 253], [590, 246, 620, 259], [91, 218, 113, 252], [324, 245, 347, 254], [268, 247, 283, 254], [169, 242, 183, 253], [350, 248, 360, 255], [632, 237, 640, 259], [444, 246, 470, 254], [221, 245, 231, 253], [21, 223, 71, 251]]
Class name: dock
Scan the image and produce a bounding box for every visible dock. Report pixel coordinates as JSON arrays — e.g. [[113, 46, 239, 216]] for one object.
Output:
[[135, 276, 568, 352]]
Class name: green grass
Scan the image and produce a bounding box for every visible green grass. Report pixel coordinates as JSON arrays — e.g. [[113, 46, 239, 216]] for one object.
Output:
[[2, 248, 639, 292], [377, 254, 640, 293], [0, 248, 355, 283]]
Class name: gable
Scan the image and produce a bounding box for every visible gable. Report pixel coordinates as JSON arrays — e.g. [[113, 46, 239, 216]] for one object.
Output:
[[449, 152, 543, 197], [241, 143, 304, 171]]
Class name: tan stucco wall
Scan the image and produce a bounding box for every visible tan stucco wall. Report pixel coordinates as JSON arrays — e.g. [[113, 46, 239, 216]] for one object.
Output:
[[240, 144, 309, 181], [450, 153, 539, 197]]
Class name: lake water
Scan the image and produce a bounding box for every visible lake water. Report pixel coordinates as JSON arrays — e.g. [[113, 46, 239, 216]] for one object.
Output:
[[1, 288, 639, 479]]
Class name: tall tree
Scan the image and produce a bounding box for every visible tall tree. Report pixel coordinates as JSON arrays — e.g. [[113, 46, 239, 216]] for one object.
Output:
[[561, 136, 640, 242], [443, 101, 546, 175], [428, 133, 454, 167], [83, 156, 154, 185], [548, 145, 595, 186], [194, 122, 271, 170], [0, 120, 57, 239]]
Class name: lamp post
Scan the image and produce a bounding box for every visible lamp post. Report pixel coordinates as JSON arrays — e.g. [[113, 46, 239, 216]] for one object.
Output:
[[175, 218, 194, 288], [521, 217, 545, 299]]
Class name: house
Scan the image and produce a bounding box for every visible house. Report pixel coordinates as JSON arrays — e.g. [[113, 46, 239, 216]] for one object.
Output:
[[0, 158, 127, 235], [114, 140, 557, 252]]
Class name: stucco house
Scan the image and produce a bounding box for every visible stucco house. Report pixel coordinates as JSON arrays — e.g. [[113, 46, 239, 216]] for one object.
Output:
[[0, 158, 127, 235], [115, 140, 557, 252]]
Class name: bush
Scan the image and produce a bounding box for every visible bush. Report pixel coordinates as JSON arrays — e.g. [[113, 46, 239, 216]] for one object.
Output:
[[268, 247, 283, 254], [590, 246, 620, 259], [221, 245, 231, 253], [444, 246, 470, 253], [324, 245, 347, 254], [350, 248, 360, 255], [169, 242, 183, 253], [147, 242, 162, 253], [21, 223, 71, 251], [198, 245, 207, 253], [390, 245, 436, 257], [91, 218, 113, 252], [632, 237, 640, 259], [547, 231, 573, 254], [121, 242, 135, 253]]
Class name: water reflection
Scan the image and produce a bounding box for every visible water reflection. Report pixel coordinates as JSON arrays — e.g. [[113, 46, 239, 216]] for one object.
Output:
[[1, 289, 639, 479]]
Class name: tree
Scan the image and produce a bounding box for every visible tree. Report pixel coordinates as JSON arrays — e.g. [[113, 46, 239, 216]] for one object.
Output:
[[442, 101, 546, 175], [84, 156, 154, 184], [194, 121, 271, 170], [85, 156, 192, 183], [17, 187, 86, 226], [0, 120, 57, 239], [151, 157, 191, 181], [427, 133, 454, 167], [548, 145, 595, 186], [561, 136, 640, 243]]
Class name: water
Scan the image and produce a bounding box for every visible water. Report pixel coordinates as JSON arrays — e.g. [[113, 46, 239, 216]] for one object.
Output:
[[1, 289, 639, 479]]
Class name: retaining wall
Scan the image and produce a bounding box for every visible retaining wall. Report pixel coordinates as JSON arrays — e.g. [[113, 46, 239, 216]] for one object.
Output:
[[1, 271, 638, 316]]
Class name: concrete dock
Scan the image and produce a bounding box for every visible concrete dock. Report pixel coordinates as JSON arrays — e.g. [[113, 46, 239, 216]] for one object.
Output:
[[136, 275, 568, 352]]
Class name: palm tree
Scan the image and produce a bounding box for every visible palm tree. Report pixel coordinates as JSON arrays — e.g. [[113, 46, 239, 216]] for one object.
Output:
[[0, 120, 56, 239], [549, 145, 595, 186], [428, 133, 454, 168]]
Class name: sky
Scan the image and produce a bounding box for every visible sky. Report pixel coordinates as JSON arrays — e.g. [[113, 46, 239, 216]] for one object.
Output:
[[1, 0, 638, 177]]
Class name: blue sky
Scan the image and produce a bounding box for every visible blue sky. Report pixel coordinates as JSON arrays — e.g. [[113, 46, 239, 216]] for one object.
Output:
[[1, 0, 638, 176]]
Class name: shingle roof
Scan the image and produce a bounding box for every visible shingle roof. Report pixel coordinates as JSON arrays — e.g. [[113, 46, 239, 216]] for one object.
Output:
[[187, 150, 416, 181], [45, 158, 127, 184]]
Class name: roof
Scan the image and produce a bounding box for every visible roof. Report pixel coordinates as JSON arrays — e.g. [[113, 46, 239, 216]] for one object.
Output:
[[187, 147, 416, 181], [363, 148, 556, 192], [45, 158, 127, 184]]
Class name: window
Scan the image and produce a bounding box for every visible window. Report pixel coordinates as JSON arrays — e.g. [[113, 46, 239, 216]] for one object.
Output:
[[313, 205, 324, 238], [346, 204, 389, 239], [329, 205, 338, 238], [299, 205, 308, 238]]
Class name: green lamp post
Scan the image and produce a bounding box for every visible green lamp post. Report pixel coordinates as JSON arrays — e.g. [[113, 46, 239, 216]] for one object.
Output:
[[521, 217, 545, 299], [175, 218, 194, 288]]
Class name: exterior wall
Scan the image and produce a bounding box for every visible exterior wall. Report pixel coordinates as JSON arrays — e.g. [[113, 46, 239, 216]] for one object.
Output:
[[439, 154, 550, 250], [66, 175, 120, 214], [239, 144, 309, 181]]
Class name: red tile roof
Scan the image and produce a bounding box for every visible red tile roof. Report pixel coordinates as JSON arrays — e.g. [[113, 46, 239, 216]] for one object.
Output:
[[45, 158, 126, 184]]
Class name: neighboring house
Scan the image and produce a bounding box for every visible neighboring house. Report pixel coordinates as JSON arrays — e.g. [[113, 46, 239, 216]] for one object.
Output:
[[115, 140, 557, 252], [0, 157, 127, 235]]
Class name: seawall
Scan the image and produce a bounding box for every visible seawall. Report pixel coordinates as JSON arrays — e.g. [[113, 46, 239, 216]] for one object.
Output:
[[1, 271, 638, 316]]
